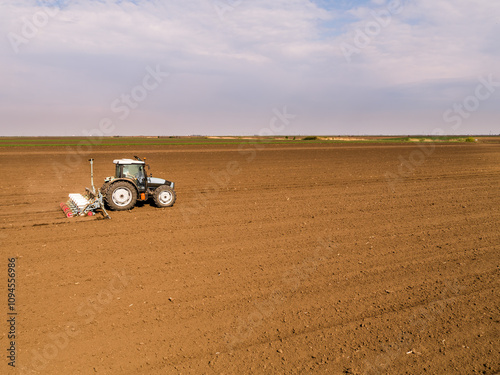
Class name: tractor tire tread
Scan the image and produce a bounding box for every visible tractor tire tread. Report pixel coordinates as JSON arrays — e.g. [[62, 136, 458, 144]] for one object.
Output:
[[104, 181, 137, 211]]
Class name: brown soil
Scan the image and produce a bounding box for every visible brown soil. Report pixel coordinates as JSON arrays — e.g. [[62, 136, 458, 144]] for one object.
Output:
[[1, 142, 499, 374]]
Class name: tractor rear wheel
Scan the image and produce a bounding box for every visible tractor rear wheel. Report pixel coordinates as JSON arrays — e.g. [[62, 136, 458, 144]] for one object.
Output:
[[153, 185, 176, 207], [105, 181, 137, 211]]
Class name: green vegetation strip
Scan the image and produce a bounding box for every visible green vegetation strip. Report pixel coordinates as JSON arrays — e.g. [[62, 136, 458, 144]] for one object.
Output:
[[0, 136, 478, 147]]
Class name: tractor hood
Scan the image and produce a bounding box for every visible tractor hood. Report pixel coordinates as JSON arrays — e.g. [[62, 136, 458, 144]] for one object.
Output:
[[148, 177, 175, 189], [147, 177, 166, 185]]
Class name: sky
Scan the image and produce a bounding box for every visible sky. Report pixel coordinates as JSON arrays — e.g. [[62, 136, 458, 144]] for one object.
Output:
[[0, 0, 499, 136]]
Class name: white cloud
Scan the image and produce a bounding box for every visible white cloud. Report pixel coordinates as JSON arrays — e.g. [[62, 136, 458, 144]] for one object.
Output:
[[335, 0, 500, 83], [0, 0, 498, 135]]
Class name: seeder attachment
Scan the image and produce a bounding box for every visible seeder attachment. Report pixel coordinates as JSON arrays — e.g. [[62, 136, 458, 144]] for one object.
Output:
[[59, 190, 110, 219], [59, 158, 111, 219]]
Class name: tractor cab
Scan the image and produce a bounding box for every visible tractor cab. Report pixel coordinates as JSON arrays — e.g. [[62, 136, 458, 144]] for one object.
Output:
[[114, 159, 147, 187]]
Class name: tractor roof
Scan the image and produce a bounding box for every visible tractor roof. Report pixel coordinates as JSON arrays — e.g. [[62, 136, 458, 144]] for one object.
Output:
[[113, 159, 145, 165]]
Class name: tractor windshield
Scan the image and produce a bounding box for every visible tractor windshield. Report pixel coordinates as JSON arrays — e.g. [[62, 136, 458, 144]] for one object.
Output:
[[122, 164, 145, 180]]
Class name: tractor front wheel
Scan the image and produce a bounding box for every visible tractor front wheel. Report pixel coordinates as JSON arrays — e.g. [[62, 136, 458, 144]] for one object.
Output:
[[153, 185, 176, 208], [105, 181, 137, 211]]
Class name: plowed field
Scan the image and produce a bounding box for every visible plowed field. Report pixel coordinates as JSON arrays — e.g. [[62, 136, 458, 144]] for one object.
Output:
[[1, 141, 499, 374]]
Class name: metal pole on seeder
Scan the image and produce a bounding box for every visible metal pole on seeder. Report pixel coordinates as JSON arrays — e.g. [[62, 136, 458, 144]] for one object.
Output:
[[89, 158, 96, 195]]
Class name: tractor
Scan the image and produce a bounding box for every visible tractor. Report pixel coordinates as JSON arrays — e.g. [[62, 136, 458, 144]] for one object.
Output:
[[60, 156, 175, 219], [101, 156, 176, 211]]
